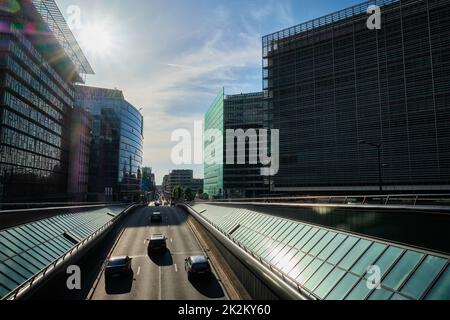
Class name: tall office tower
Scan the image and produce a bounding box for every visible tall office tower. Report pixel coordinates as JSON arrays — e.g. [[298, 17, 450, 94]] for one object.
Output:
[[263, 0, 450, 193], [75, 85, 144, 202], [204, 90, 265, 198], [0, 0, 93, 202]]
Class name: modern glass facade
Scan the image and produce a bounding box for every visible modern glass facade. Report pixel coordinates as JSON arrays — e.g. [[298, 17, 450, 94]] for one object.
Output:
[[75, 86, 144, 202], [263, 0, 450, 192], [204, 90, 265, 198], [224, 92, 265, 198], [0, 0, 90, 202], [204, 89, 224, 198]]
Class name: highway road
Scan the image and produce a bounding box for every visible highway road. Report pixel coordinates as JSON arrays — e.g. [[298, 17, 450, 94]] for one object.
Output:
[[89, 205, 227, 300]]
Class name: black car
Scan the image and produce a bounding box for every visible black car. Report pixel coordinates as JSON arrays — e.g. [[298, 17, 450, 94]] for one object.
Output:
[[105, 256, 132, 278], [148, 234, 167, 254], [155, 202, 161, 207], [185, 256, 212, 279], [151, 212, 162, 222]]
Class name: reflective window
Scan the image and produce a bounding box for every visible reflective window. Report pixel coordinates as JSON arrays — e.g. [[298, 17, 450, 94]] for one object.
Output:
[[351, 242, 387, 276], [318, 234, 347, 261], [304, 262, 334, 292], [383, 250, 424, 291], [425, 265, 450, 300], [401, 256, 447, 299], [339, 239, 372, 270], [326, 273, 360, 300], [314, 267, 346, 299], [345, 278, 373, 300], [327, 236, 359, 265], [373, 246, 404, 278], [368, 288, 393, 300]]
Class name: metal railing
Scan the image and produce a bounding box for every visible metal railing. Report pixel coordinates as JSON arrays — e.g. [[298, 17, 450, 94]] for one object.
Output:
[[206, 193, 450, 207], [2, 204, 140, 300]]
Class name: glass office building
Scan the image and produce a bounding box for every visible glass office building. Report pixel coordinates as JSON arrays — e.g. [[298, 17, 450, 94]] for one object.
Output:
[[204, 90, 265, 198], [0, 0, 93, 202], [75, 86, 144, 202], [263, 0, 450, 193], [224, 92, 265, 198], [204, 89, 225, 198]]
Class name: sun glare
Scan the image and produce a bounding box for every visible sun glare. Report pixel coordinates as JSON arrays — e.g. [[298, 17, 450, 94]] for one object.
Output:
[[79, 22, 114, 57]]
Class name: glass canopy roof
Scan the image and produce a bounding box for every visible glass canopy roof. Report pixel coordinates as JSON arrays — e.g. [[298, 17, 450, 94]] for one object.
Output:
[[192, 204, 450, 300], [0, 207, 124, 299]]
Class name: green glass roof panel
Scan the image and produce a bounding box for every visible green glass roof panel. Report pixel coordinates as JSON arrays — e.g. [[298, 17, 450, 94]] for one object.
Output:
[[327, 236, 359, 265], [304, 262, 334, 292], [368, 288, 394, 300], [425, 264, 450, 300], [314, 267, 346, 299], [374, 246, 404, 278], [338, 239, 372, 271], [345, 278, 373, 300], [351, 242, 387, 276], [401, 255, 447, 300], [383, 250, 424, 291], [326, 273, 360, 300]]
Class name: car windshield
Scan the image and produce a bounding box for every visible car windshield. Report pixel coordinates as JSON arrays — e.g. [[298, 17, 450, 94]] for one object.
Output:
[[193, 262, 209, 270], [151, 239, 165, 245], [107, 259, 128, 267]]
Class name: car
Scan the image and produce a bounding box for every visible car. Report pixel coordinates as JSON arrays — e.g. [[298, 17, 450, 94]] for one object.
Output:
[[105, 256, 132, 278], [185, 256, 212, 279], [151, 211, 162, 222], [155, 202, 161, 207], [148, 234, 167, 254], [170, 201, 176, 206]]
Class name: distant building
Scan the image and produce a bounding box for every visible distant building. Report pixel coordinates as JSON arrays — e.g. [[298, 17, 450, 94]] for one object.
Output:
[[75, 86, 144, 202], [204, 89, 265, 198], [142, 167, 156, 200], [67, 107, 92, 201], [0, 0, 93, 202], [263, 0, 450, 193], [191, 179, 204, 193], [169, 170, 194, 190]]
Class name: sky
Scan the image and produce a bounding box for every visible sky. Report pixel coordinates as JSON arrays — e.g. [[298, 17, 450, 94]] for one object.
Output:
[[56, 0, 363, 185]]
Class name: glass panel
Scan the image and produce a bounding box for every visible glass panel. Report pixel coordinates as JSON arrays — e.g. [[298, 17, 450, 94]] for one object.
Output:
[[425, 264, 450, 300], [304, 262, 334, 292], [351, 243, 387, 276], [283, 225, 305, 245], [317, 234, 347, 261], [390, 293, 411, 300], [327, 236, 359, 265], [401, 256, 447, 300], [326, 273, 360, 300], [345, 278, 373, 300], [279, 249, 301, 272], [0, 270, 20, 290], [314, 267, 346, 299], [4, 259, 34, 279], [383, 250, 424, 291], [339, 239, 372, 270], [272, 222, 290, 239], [0, 263, 25, 285], [12, 255, 40, 274], [277, 223, 297, 242], [294, 228, 319, 251], [288, 255, 313, 279], [373, 246, 404, 278], [296, 258, 324, 285], [288, 226, 311, 247], [308, 232, 336, 257], [368, 288, 393, 300], [302, 229, 327, 254]]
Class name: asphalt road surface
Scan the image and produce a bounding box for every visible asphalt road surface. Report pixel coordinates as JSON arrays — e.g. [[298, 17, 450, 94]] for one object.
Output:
[[89, 205, 227, 300]]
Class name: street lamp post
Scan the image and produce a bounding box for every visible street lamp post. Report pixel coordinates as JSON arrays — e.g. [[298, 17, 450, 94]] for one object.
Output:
[[359, 140, 383, 193]]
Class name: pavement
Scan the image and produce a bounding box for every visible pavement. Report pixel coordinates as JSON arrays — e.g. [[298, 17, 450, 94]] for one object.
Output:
[[88, 205, 227, 300]]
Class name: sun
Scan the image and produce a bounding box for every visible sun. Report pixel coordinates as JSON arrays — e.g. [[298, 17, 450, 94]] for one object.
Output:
[[79, 22, 114, 57]]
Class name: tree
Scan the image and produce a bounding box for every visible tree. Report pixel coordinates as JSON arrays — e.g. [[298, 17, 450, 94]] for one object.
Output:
[[172, 185, 184, 200], [184, 187, 195, 202]]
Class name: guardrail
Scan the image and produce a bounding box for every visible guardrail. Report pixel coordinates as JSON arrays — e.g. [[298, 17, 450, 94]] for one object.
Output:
[[180, 203, 309, 300], [2, 204, 141, 300], [207, 193, 450, 207]]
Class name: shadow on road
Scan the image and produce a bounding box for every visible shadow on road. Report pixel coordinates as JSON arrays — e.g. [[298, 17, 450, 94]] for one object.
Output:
[[105, 272, 134, 295], [188, 275, 225, 299], [148, 250, 174, 267]]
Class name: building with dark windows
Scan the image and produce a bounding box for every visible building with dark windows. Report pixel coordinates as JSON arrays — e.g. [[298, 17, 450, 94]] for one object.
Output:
[[142, 167, 156, 200], [75, 85, 144, 202], [67, 106, 91, 201], [204, 90, 265, 198], [0, 0, 93, 202], [262, 0, 450, 193]]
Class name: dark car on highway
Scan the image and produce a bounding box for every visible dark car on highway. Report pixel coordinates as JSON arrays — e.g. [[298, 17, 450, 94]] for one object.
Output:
[[185, 256, 212, 279], [105, 256, 132, 278], [148, 234, 167, 254], [151, 212, 162, 222]]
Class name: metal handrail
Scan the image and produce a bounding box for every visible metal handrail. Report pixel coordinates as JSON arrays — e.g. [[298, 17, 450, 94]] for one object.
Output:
[[3, 204, 139, 300]]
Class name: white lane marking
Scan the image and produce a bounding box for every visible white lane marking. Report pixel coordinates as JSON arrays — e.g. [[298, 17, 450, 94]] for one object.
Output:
[[137, 266, 141, 276], [174, 264, 178, 273], [158, 267, 162, 300]]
